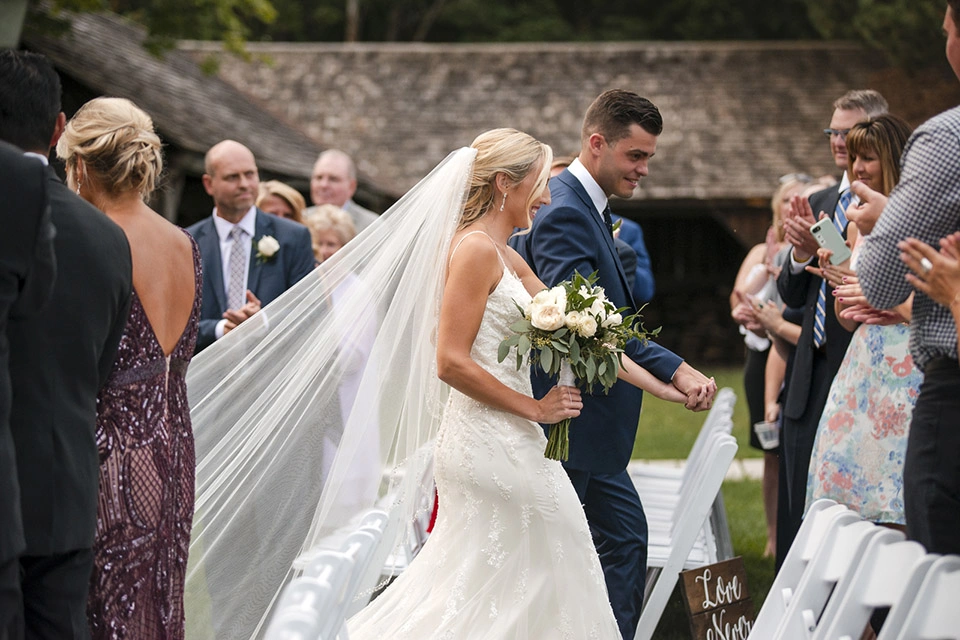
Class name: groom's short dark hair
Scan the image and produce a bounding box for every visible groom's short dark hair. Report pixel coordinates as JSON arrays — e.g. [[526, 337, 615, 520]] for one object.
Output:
[[0, 49, 62, 152], [582, 89, 663, 143]]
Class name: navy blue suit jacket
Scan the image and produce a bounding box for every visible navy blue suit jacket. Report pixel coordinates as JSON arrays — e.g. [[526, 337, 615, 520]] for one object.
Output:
[[187, 209, 315, 351], [513, 169, 682, 473]]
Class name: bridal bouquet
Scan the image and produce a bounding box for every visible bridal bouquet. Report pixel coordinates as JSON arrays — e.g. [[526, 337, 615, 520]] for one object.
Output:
[[498, 271, 659, 461]]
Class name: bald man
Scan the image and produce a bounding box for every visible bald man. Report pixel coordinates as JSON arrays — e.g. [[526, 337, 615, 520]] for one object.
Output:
[[304, 149, 378, 232], [186, 140, 315, 351]]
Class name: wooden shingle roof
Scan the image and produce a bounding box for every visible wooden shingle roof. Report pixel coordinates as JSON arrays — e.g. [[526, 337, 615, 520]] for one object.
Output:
[[23, 13, 337, 186], [179, 39, 960, 202]]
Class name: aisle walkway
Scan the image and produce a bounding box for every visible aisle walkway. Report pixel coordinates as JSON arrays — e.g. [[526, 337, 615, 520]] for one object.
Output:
[[631, 457, 764, 481]]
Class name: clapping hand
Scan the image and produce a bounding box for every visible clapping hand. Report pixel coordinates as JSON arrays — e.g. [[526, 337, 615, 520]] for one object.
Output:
[[783, 194, 826, 262], [223, 290, 262, 334], [846, 181, 887, 236], [901, 233, 960, 308]]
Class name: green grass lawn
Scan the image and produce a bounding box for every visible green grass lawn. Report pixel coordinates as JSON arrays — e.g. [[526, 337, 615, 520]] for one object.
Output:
[[631, 366, 775, 638]]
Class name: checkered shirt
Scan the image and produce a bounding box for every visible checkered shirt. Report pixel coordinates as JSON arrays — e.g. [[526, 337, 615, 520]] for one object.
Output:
[[858, 105, 960, 370]]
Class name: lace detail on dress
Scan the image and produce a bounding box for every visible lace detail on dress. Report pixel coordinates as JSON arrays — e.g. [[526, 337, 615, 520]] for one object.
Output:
[[88, 234, 202, 640], [347, 266, 622, 639]]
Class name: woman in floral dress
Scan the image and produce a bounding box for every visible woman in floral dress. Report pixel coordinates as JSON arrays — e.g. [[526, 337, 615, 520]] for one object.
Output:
[[806, 114, 919, 525]]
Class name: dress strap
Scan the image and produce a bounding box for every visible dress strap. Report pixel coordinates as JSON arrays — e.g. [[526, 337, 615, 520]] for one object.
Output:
[[448, 230, 510, 272]]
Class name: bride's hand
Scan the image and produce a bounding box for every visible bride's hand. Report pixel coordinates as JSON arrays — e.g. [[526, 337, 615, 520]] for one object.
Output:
[[537, 385, 583, 424]]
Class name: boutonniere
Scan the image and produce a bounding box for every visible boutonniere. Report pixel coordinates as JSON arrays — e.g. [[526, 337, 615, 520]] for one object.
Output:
[[254, 235, 280, 264]]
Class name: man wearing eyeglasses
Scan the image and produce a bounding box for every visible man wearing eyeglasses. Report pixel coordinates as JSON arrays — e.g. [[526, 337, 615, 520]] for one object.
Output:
[[774, 89, 888, 570]]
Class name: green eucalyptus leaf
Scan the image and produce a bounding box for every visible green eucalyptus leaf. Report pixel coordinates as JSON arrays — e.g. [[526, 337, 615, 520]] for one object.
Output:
[[541, 346, 553, 372]]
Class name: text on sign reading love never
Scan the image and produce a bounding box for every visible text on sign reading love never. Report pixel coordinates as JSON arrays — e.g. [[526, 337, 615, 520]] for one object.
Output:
[[679, 557, 755, 640]]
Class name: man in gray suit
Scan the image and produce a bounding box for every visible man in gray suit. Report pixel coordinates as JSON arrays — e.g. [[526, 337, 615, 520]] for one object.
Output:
[[304, 149, 378, 232]]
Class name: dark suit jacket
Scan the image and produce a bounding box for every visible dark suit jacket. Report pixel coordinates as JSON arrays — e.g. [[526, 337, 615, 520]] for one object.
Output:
[[776, 185, 854, 421], [7, 165, 131, 556], [187, 209, 316, 351], [0, 145, 56, 563], [514, 169, 683, 473]]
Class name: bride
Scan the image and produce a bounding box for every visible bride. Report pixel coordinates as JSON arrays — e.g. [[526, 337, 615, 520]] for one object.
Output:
[[184, 129, 685, 639]]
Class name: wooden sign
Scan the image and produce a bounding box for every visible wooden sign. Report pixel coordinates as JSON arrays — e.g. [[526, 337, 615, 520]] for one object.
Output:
[[679, 557, 755, 640]]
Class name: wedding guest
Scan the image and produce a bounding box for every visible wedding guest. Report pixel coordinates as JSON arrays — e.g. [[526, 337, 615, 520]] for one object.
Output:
[[775, 89, 887, 568], [514, 89, 716, 639], [187, 140, 315, 351], [806, 114, 917, 528], [257, 179, 306, 224], [856, 0, 960, 554], [304, 149, 378, 232], [305, 203, 356, 263], [0, 50, 133, 639], [730, 174, 808, 557], [0, 141, 56, 640], [55, 96, 198, 638], [902, 232, 960, 347]]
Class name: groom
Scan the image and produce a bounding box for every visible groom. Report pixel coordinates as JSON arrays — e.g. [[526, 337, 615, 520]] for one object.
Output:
[[514, 89, 715, 639]]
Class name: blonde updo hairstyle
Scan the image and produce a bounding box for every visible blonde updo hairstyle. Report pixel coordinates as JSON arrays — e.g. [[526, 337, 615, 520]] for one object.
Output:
[[56, 96, 163, 199], [459, 128, 552, 231]]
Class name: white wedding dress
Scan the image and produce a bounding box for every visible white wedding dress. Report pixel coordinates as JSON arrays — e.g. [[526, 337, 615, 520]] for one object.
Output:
[[347, 254, 622, 640]]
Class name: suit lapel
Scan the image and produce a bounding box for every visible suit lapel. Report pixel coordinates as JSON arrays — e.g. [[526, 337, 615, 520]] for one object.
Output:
[[558, 171, 637, 308], [247, 209, 272, 296], [197, 219, 226, 311]]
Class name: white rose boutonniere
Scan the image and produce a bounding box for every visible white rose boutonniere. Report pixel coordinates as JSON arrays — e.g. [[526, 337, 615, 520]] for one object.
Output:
[[254, 235, 280, 263]]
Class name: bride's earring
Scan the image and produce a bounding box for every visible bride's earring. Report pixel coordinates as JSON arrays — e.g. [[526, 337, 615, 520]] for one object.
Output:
[[75, 181, 82, 195], [499, 191, 507, 212]]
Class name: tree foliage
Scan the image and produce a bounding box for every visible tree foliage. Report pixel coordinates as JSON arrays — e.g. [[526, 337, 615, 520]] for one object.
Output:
[[804, 0, 948, 69], [26, 0, 953, 70]]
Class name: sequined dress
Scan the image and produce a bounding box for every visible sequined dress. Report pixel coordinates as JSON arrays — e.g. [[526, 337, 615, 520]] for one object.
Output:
[[88, 237, 202, 639], [347, 258, 622, 639]]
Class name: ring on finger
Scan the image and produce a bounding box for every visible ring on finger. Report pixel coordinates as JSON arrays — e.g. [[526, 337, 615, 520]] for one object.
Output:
[[920, 257, 933, 274]]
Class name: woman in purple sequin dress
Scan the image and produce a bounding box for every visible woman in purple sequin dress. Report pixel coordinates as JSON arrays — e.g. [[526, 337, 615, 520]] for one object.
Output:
[[57, 97, 201, 639]]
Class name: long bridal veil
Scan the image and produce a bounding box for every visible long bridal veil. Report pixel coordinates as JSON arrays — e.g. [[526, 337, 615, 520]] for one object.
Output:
[[184, 148, 477, 639]]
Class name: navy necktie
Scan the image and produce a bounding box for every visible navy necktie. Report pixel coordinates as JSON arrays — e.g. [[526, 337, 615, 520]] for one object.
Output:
[[812, 189, 852, 349], [602, 205, 614, 238]]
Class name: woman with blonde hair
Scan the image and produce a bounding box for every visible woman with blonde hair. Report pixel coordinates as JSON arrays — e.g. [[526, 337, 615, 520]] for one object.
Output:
[[57, 96, 201, 638], [305, 203, 356, 263], [257, 179, 306, 223]]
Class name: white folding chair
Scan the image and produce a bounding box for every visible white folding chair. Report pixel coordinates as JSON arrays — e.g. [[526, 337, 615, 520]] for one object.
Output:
[[747, 500, 856, 639], [634, 433, 737, 640], [265, 560, 346, 640], [881, 554, 960, 640], [774, 522, 896, 639], [630, 387, 736, 493], [814, 539, 932, 640]]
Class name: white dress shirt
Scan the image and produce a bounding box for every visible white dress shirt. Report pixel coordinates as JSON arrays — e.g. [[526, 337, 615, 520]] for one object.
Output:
[[566, 158, 609, 221]]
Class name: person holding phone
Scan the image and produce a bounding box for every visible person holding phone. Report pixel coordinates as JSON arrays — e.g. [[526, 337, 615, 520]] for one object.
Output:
[[804, 114, 919, 528]]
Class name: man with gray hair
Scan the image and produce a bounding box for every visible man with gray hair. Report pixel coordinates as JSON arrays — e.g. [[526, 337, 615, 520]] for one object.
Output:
[[775, 89, 887, 567], [304, 149, 378, 232]]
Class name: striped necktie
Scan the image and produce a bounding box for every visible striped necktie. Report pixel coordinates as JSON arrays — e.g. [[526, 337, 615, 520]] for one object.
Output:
[[812, 188, 852, 349]]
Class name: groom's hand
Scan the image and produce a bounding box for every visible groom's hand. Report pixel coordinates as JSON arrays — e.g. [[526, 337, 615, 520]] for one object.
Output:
[[671, 362, 717, 412]]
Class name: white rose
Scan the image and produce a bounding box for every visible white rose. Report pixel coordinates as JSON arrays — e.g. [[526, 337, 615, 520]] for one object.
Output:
[[602, 312, 623, 328], [530, 302, 565, 331], [257, 235, 280, 258], [576, 314, 598, 338], [564, 311, 582, 330], [548, 285, 567, 311], [589, 298, 607, 320]]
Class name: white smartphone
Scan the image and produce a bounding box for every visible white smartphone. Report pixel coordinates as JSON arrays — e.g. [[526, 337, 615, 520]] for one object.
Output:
[[809, 218, 852, 265]]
